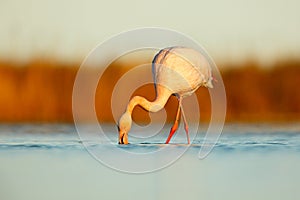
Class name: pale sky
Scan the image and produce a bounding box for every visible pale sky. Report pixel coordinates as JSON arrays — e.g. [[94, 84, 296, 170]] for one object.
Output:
[[0, 0, 300, 65]]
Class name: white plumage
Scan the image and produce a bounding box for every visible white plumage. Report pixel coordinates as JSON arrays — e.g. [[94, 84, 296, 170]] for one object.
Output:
[[152, 47, 213, 97]]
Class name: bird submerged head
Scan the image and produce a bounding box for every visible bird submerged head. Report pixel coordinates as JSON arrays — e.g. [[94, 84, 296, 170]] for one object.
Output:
[[117, 112, 132, 144]]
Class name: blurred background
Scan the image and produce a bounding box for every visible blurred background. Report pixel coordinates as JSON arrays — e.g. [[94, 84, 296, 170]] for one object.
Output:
[[1, 0, 300, 123]]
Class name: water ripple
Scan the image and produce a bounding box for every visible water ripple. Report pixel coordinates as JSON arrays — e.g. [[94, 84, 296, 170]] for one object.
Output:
[[0, 123, 300, 153]]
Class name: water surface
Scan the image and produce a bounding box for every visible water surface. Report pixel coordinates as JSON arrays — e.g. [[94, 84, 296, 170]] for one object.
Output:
[[0, 123, 299, 200]]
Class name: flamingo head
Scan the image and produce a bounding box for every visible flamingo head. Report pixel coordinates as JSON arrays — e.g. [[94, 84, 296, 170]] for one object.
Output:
[[117, 112, 132, 144]]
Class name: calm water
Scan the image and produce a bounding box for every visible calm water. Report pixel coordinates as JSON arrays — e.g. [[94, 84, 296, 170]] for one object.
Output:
[[0, 123, 300, 200]]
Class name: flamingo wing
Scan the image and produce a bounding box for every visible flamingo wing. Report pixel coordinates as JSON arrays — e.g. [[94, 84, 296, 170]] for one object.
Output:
[[152, 47, 175, 95]]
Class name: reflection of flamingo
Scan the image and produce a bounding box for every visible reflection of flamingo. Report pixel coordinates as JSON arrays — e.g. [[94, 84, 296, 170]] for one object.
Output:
[[118, 47, 213, 144]]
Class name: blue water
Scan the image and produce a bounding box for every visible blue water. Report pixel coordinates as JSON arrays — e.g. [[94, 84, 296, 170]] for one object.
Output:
[[0, 123, 300, 200]]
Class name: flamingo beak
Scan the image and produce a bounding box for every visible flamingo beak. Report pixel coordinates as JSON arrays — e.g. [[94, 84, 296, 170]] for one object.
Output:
[[118, 130, 129, 144]]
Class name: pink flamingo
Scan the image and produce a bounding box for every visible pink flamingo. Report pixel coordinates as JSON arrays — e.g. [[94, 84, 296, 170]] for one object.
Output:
[[118, 47, 213, 144]]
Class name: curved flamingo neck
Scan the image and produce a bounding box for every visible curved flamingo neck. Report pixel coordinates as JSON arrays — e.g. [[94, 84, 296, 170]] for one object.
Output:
[[126, 85, 172, 115]]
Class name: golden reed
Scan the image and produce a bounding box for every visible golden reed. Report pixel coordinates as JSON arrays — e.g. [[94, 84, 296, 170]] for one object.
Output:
[[0, 59, 299, 122]]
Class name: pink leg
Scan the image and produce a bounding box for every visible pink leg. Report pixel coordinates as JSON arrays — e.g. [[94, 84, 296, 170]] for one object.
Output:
[[180, 103, 190, 144], [165, 100, 181, 144]]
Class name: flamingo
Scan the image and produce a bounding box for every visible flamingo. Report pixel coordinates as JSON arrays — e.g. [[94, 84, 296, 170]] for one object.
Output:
[[118, 46, 214, 144]]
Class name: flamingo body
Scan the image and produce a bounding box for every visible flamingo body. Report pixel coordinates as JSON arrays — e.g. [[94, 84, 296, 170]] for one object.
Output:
[[152, 47, 213, 97]]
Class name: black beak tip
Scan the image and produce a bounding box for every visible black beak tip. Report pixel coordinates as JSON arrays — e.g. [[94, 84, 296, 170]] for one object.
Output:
[[118, 134, 124, 144]]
